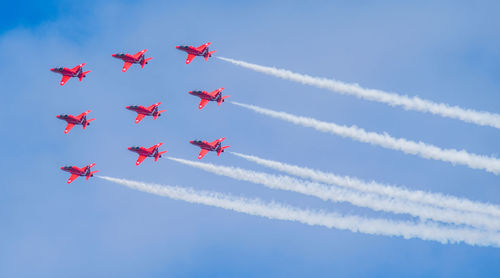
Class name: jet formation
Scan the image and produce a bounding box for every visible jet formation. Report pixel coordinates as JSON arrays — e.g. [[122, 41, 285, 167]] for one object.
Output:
[[58, 43, 229, 182]]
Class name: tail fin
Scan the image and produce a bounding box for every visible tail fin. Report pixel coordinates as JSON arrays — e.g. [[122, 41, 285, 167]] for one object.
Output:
[[87, 170, 99, 180], [155, 151, 168, 161], [83, 118, 95, 129], [141, 57, 153, 68], [218, 95, 230, 106], [205, 50, 216, 61], [79, 71, 91, 81], [154, 110, 166, 120], [217, 146, 230, 156]]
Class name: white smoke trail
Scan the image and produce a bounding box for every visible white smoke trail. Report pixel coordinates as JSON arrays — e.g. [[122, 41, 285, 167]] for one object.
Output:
[[232, 101, 500, 175], [168, 157, 500, 231], [218, 56, 500, 130], [98, 175, 500, 247], [230, 152, 500, 218]]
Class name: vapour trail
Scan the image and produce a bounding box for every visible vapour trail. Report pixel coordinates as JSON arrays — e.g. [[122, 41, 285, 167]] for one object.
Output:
[[230, 152, 500, 218], [98, 175, 500, 247], [217, 56, 500, 130], [168, 157, 500, 231], [232, 101, 500, 175]]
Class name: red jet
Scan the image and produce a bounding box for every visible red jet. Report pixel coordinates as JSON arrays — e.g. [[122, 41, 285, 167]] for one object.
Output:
[[56, 110, 95, 134], [176, 42, 216, 64], [111, 49, 153, 72], [60, 163, 99, 184], [128, 143, 167, 165], [50, 63, 91, 86], [125, 102, 166, 124], [189, 88, 230, 109], [190, 137, 229, 159]]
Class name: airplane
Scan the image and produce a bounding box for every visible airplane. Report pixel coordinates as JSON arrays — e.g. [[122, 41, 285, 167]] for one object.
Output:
[[111, 49, 153, 72], [176, 42, 216, 64], [190, 137, 229, 159], [128, 143, 167, 165], [125, 102, 166, 124], [60, 163, 99, 184], [56, 110, 95, 134], [189, 88, 230, 109], [50, 63, 90, 86]]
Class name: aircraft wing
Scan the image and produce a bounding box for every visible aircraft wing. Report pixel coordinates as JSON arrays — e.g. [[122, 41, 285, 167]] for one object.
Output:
[[147, 102, 161, 110], [196, 42, 210, 52], [136, 155, 147, 165], [64, 123, 75, 134], [133, 49, 147, 59], [71, 63, 85, 71], [60, 75, 71, 86], [147, 143, 163, 152], [197, 149, 210, 159], [77, 110, 91, 120], [186, 54, 196, 64], [67, 174, 79, 184], [135, 114, 146, 124], [198, 99, 209, 109], [122, 62, 133, 72]]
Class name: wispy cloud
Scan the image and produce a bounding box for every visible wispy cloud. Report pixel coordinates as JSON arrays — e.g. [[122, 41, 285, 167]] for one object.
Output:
[[218, 56, 500, 130], [232, 101, 500, 175], [98, 175, 500, 247], [168, 157, 500, 231]]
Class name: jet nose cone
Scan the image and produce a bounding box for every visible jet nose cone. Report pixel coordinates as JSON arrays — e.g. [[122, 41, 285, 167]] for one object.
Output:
[[125, 106, 131, 110], [189, 140, 194, 144], [175, 46, 180, 49]]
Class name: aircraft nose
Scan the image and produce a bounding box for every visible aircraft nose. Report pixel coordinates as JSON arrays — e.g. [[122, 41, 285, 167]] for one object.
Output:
[[189, 140, 194, 144]]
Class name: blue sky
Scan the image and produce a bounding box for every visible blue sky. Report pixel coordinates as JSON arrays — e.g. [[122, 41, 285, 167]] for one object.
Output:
[[2, 1, 500, 277]]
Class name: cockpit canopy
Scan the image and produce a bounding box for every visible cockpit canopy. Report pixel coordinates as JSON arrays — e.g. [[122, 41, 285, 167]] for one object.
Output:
[[59, 114, 69, 118], [191, 90, 203, 94], [54, 67, 64, 71], [115, 53, 125, 57], [179, 45, 189, 48], [63, 165, 73, 169], [128, 105, 139, 109], [130, 146, 141, 150], [192, 140, 203, 144]]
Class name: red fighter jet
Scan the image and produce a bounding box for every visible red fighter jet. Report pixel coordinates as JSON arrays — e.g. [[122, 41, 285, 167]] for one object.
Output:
[[50, 63, 91, 86], [56, 110, 95, 134], [60, 163, 99, 184], [189, 88, 230, 109], [190, 137, 230, 159], [111, 49, 153, 72], [126, 102, 166, 124], [128, 143, 167, 165], [176, 42, 216, 64]]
